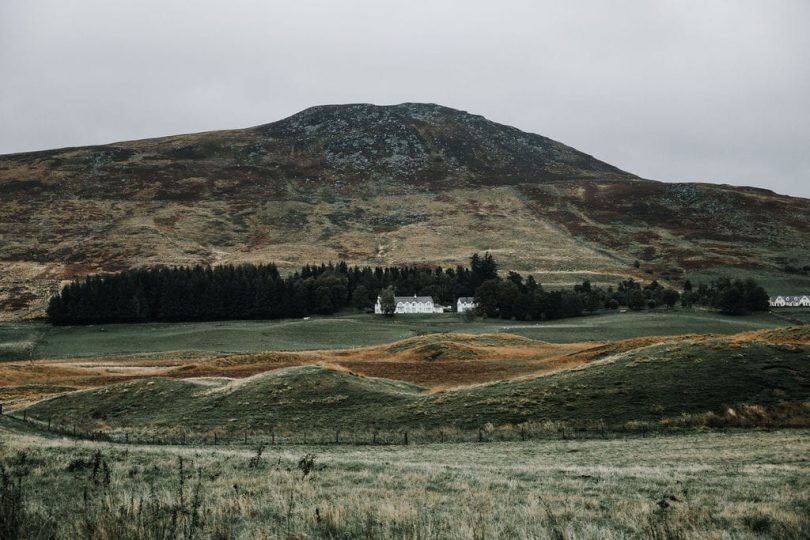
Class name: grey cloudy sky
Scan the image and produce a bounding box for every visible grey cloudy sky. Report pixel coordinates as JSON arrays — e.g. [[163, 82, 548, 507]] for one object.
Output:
[[1, 0, 808, 197]]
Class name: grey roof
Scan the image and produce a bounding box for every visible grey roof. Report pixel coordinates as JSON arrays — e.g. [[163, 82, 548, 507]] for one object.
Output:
[[457, 297, 476, 303], [395, 296, 434, 303]]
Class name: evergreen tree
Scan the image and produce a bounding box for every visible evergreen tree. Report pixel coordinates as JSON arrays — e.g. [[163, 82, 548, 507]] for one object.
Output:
[[661, 289, 680, 309], [474, 279, 501, 318], [379, 286, 396, 316], [45, 253, 768, 326], [351, 284, 371, 310], [628, 289, 646, 310]]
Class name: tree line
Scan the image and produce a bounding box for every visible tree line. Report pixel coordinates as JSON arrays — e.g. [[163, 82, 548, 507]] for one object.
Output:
[[47, 253, 495, 324], [440, 271, 767, 320], [46, 253, 768, 325]]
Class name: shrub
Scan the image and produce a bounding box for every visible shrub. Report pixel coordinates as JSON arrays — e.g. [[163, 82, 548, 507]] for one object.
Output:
[[248, 444, 266, 468], [298, 454, 316, 479], [0, 465, 25, 540]]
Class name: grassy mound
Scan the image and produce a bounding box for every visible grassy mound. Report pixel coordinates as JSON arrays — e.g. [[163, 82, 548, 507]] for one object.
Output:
[[383, 333, 538, 362], [23, 365, 425, 432], [21, 328, 810, 432], [419, 333, 810, 427]]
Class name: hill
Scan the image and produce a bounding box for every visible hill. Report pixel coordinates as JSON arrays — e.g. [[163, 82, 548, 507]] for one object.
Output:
[[20, 326, 810, 432], [2, 103, 810, 318], [2, 309, 798, 406]]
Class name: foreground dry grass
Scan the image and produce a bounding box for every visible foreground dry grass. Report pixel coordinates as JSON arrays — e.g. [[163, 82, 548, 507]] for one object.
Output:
[[2, 421, 808, 539]]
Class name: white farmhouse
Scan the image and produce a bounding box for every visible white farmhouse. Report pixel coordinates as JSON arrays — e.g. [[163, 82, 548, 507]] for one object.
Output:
[[769, 295, 810, 307], [375, 294, 444, 314], [456, 297, 477, 313]]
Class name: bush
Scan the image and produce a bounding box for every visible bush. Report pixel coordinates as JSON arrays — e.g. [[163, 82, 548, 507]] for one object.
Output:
[[0, 466, 25, 540], [628, 290, 646, 310], [298, 454, 316, 479]]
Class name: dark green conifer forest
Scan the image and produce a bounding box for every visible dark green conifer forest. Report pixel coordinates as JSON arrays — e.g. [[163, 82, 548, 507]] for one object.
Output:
[[46, 253, 767, 325]]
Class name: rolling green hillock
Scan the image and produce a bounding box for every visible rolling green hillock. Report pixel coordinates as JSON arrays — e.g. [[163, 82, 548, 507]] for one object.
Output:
[[24, 378, 207, 426], [24, 365, 426, 432], [198, 365, 425, 430], [419, 336, 810, 427], [21, 329, 810, 432]]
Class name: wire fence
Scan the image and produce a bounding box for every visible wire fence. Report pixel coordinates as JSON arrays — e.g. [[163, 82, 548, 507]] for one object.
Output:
[[3, 412, 692, 447]]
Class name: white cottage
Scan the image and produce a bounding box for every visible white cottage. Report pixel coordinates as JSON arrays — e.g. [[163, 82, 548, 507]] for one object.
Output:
[[769, 295, 810, 307], [456, 297, 477, 313], [375, 294, 444, 314]]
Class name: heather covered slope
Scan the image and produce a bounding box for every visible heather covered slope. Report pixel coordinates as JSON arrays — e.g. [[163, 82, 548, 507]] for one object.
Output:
[[2, 103, 809, 318], [21, 326, 810, 432]]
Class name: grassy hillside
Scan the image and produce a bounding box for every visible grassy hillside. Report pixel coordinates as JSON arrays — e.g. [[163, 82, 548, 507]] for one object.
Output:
[[0, 309, 792, 361], [0, 332, 593, 406], [2, 103, 809, 319], [21, 326, 810, 433], [419, 327, 810, 428]]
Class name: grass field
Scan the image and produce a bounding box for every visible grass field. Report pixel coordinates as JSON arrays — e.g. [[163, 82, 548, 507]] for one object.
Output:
[[686, 266, 810, 296], [776, 307, 810, 323], [2, 309, 808, 539], [0, 308, 794, 360], [0, 322, 46, 360], [1, 418, 808, 539], [18, 326, 810, 433]]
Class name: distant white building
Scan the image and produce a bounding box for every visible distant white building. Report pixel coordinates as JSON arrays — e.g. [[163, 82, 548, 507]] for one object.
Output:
[[375, 294, 444, 314], [456, 297, 477, 313], [769, 295, 810, 307]]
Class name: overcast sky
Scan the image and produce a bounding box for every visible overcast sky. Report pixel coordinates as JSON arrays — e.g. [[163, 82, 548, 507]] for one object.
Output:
[[1, 0, 808, 198]]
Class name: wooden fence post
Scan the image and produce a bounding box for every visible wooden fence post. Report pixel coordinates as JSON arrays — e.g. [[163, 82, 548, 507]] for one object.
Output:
[[521, 426, 526, 441], [335, 430, 340, 444], [478, 428, 483, 442], [48, 417, 51, 432], [404, 431, 408, 445]]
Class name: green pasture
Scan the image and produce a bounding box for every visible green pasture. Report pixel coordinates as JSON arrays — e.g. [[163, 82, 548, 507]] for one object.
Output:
[[22, 326, 810, 433], [686, 266, 810, 296], [0, 308, 798, 360]]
